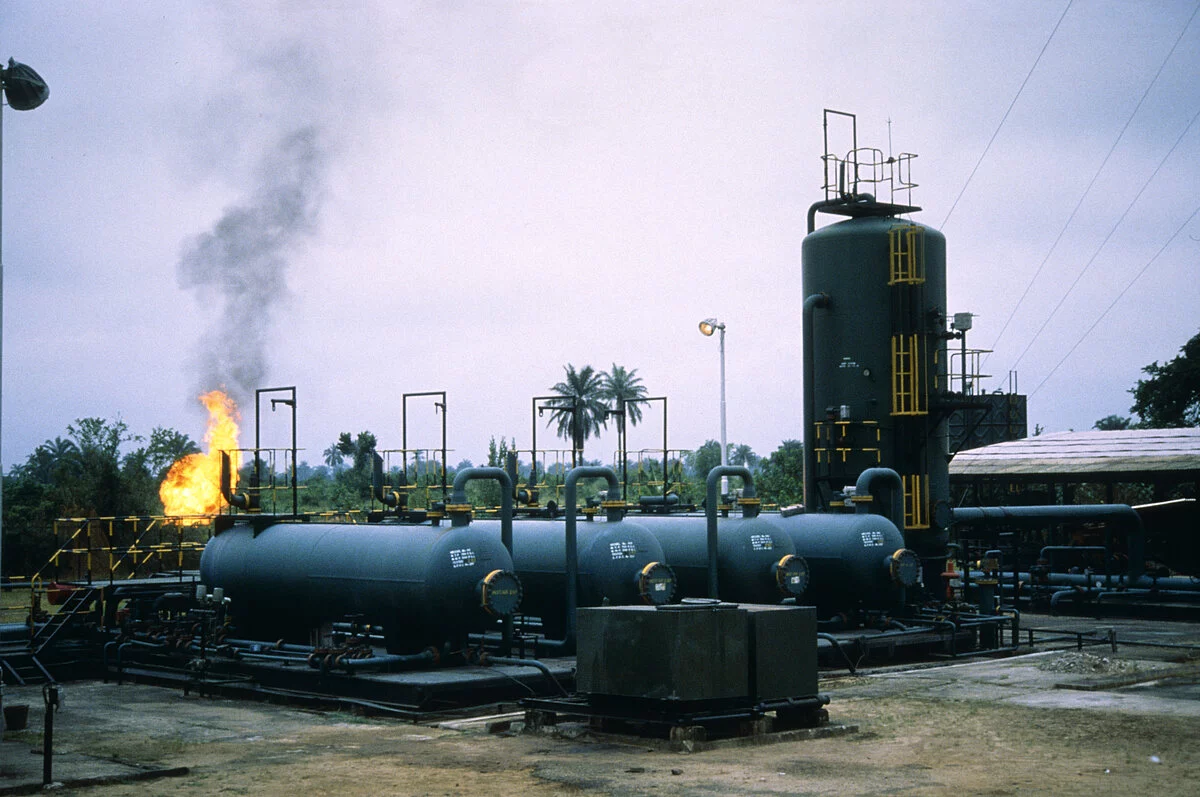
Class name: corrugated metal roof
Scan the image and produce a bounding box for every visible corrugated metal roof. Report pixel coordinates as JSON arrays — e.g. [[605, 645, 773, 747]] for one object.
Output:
[[948, 428, 1200, 477]]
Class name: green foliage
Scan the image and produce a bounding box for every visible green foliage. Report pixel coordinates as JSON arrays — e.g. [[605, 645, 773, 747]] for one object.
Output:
[[600, 363, 648, 426], [687, 440, 721, 482], [1093, 414, 1132, 431], [730, 443, 760, 470], [1130, 329, 1200, 428], [546, 364, 610, 458], [2, 419, 199, 577], [466, 437, 512, 508], [756, 440, 805, 507], [330, 431, 379, 504]]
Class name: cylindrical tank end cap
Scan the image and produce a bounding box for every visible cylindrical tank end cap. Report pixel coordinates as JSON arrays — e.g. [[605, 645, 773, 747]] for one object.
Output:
[[775, 554, 810, 597], [478, 569, 523, 617], [889, 548, 922, 588], [637, 561, 677, 605]]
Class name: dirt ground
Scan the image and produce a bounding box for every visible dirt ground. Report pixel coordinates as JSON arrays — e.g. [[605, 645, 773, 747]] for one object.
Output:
[[5, 644, 1200, 797]]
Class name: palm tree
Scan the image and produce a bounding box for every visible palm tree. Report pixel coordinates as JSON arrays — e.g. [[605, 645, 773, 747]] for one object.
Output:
[[547, 364, 609, 462], [601, 364, 648, 426], [323, 444, 345, 471]]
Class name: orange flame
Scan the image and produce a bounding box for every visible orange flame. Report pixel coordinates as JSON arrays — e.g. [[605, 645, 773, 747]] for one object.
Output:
[[160, 390, 241, 518]]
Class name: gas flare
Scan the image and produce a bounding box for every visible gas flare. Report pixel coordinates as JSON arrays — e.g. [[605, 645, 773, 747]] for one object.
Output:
[[160, 390, 241, 518]]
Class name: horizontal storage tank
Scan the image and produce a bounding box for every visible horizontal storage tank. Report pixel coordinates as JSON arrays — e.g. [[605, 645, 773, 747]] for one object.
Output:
[[199, 521, 522, 653], [471, 517, 676, 637], [763, 512, 920, 616], [628, 515, 809, 605]]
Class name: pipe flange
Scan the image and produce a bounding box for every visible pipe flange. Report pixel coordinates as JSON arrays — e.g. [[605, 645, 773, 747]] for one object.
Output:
[[774, 554, 810, 597], [637, 561, 677, 605], [479, 569, 523, 617], [889, 548, 922, 588]]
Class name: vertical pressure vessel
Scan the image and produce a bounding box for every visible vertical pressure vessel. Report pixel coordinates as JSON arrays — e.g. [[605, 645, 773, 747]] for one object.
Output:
[[802, 213, 950, 581]]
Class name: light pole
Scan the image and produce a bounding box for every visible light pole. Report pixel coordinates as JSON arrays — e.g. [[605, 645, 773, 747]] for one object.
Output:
[[1, 58, 50, 584], [698, 318, 727, 497]]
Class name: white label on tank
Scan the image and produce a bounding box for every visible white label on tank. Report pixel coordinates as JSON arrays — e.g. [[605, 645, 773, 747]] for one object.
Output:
[[750, 534, 774, 551], [610, 541, 637, 560], [449, 548, 477, 568], [861, 530, 885, 547], [655, 582, 667, 591]]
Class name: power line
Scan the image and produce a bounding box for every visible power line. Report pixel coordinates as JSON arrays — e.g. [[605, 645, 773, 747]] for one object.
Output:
[[1007, 102, 1200, 376], [939, 0, 1074, 230], [983, 0, 1200, 366], [1029, 201, 1200, 398]]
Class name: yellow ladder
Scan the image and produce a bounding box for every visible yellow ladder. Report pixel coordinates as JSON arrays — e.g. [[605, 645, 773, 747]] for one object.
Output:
[[890, 334, 928, 416], [888, 224, 926, 285]]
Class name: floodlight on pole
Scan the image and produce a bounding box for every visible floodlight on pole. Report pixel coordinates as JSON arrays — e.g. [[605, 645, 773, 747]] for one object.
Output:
[[698, 318, 727, 496], [1, 57, 50, 586]]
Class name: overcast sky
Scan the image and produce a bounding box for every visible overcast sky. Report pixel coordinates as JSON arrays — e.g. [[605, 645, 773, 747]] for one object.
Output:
[[4, 1, 1199, 475]]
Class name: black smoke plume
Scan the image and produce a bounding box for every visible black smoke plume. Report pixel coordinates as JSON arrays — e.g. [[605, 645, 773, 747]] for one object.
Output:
[[177, 125, 326, 405]]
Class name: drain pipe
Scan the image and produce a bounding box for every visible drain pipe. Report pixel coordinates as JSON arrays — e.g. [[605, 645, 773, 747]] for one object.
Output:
[[951, 504, 1145, 583], [802, 293, 831, 512], [447, 467, 515, 654], [855, 468, 905, 530], [706, 465, 756, 599]]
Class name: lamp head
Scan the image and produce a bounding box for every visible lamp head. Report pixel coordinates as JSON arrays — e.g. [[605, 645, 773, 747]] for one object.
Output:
[[698, 318, 723, 337], [2, 59, 49, 111]]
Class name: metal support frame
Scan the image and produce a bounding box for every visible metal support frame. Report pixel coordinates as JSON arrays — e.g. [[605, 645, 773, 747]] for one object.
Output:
[[255, 386, 298, 517], [402, 391, 448, 500]]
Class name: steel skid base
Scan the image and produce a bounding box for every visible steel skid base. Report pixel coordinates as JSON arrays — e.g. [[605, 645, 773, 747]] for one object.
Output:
[[521, 692, 831, 747]]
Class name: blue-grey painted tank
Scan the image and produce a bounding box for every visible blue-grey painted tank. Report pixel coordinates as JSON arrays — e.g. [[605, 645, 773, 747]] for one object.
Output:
[[802, 214, 950, 574], [199, 521, 521, 653], [763, 512, 919, 615], [472, 517, 675, 636], [630, 515, 806, 604]]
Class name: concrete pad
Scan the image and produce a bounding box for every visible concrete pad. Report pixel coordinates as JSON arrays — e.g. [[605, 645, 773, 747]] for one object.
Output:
[[0, 739, 187, 795]]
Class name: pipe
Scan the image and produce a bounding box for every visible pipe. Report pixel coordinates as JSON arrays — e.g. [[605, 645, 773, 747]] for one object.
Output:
[[855, 468, 904, 530], [816, 632, 857, 674], [447, 467, 514, 555], [448, 467, 515, 653], [705, 465, 756, 599], [219, 451, 250, 510], [802, 293, 831, 511], [335, 649, 437, 672], [372, 453, 400, 508], [478, 653, 569, 696], [951, 504, 1145, 582], [542, 466, 621, 655]]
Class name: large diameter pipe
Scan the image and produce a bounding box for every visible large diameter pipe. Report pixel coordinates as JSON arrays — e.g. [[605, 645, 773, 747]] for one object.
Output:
[[855, 468, 904, 530], [706, 465, 755, 599], [448, 467, 515, 653], [448, 467, 514, 556], [951, 504, 1145, 582], [802, 293, 831, 512], [560, 466, 621, 653], [372, 453, 400, 508], [219, 451, 251, 510]]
